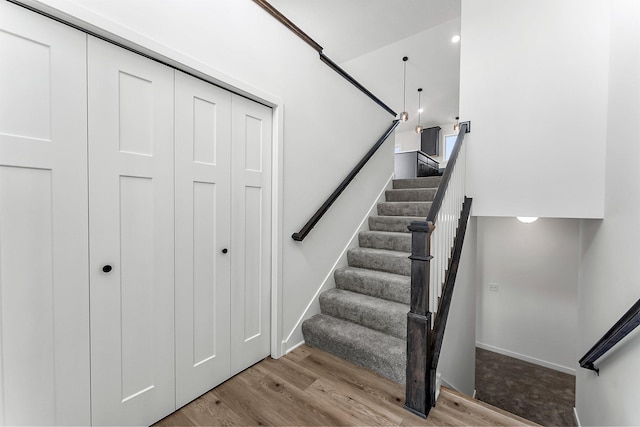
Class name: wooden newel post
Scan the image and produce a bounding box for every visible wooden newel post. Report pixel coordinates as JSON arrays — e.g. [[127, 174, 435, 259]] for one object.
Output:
[[404, 220, 435, 419]]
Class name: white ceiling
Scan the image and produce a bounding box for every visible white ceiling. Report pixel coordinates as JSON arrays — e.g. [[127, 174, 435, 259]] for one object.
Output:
[[268, 0, 461, 63], [268, 0, 462, 134]]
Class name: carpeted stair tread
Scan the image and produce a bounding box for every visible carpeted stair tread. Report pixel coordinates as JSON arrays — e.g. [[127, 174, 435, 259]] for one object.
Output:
[[385, 188, 437, 202], [377, 201, 432, 216], [393, 176, 442, 189], [358, 230, 411, 252], [302, 314, 406, 383], [347, 247, 410, 276], [368, 215, 425, 233], [335, 267, 410, 304], [300, 171, 446, 388], [319, 289, 408, 339]]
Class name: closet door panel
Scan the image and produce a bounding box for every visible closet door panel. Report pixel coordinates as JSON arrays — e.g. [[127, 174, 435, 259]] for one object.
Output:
[[175, 72, 232, 407], [0, 3, 89, 425], [88, 36, 175, 426], [230, 95, 272, 375]]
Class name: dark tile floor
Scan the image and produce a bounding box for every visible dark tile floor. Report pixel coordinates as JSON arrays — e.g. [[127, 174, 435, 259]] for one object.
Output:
[[475, 348, 576, 427]]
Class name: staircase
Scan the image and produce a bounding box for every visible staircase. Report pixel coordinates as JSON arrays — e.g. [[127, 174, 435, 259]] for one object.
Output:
[[302, 175, 442, 384]]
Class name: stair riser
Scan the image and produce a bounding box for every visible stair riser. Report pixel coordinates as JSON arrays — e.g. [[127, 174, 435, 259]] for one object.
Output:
[[335, 268, 410, 305], [348, 250, 410, 276], [385, 188, 437, 202], [302, 315, 406, 384], [358, 232, 411, 252], [377, 202, 431, 216], [393, 176, 441, 189], [319, 292, 407, 339], [368, 216, 424, 233]]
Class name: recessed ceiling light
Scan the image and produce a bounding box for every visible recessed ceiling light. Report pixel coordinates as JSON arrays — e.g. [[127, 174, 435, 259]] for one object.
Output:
[[418, 108, 424, 113], [517, 217, 538, 223], [451, 35, 461, 43]]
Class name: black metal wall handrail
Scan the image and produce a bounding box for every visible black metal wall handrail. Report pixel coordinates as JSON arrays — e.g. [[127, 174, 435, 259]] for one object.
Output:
[[292, 120, 400, 241], [319, 54, 397, 116], [253, 0, 396, 117], [579, 298, 640, 374], [426, 122, 470, 224]]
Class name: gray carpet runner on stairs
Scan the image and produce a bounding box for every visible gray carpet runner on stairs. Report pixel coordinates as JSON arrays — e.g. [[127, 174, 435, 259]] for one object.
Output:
[[302, 176, 441, 384]]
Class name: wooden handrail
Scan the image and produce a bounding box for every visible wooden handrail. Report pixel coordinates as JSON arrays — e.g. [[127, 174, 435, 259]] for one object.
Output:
[[253, 0, 396, 117], [428, 197, 473, 403], [579, 298, 640, 374], [405, 122, 470, 419], [252, 0, 323, 52], [426, 122, 470, 224], [292, 120, 399, 241]]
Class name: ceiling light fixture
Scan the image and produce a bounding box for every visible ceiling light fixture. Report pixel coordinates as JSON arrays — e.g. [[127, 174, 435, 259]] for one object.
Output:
[[400, 57, 409, 121], [517, 217, 539, 223], [453, 116, 460, 132], [415, 88, 424, 134], [451, 35, 461, 43]]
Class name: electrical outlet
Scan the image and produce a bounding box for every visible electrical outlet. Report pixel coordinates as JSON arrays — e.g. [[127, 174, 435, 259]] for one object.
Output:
[[489, 283, 499, 292]]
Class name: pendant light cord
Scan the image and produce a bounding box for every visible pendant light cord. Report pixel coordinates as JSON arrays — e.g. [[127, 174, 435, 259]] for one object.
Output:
[[402, 57, 407, 112]]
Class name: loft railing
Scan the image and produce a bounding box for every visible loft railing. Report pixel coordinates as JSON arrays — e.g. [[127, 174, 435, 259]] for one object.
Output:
[[292, 121, 399, 241], [405, 122, 471, 418], [579, 298, 640, 374]]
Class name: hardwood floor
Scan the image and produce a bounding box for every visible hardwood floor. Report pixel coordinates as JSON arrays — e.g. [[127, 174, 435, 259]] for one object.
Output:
[[155, 345, 537, 426]]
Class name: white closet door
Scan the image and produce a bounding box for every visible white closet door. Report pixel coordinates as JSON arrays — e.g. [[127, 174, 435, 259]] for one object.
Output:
[[175, 71, 232, 407], [0, 3, 90, 426], [230, 95, 272, 375], [87, 37, 175, 426]]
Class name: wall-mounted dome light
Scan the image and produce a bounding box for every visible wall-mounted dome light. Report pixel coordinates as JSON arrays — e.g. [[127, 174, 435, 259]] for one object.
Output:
[[517, 217, 539, 223], [451, 35, 461, 43]]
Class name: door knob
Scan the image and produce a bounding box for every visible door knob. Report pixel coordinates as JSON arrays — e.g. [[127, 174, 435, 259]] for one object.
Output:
[[221, 248, 228, 254], [102, 265, 112, 273]]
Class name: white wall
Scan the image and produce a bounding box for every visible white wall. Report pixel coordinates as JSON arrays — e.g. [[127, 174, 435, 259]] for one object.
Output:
[[340, 18, 461, 134], [476, 217, 580, 374], [26, 0, 394, 355], [576, 1, 640, 425], [439, 216, 477, 396], [459, 0, 608, 219], [395, 129, 421, 152]]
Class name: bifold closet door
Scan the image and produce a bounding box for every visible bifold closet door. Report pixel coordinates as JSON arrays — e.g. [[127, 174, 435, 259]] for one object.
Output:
[[229, 95, 272, 375], [175, 71, 232, 407], [87, 37, 175, 426], [0, 3, 90, 426]]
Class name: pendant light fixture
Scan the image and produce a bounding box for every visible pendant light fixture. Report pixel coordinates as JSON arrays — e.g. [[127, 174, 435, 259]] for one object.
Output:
[[415, 88, 424, 134], [400, 57, 409, 121], [453, 116, 460, 132]]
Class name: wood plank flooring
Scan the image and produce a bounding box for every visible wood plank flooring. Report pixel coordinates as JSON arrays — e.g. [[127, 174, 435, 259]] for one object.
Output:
[[155, 345, 537, 426]]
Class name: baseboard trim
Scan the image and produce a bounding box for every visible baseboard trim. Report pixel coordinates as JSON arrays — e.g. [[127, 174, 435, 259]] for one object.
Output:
[[286, 340, 306, 354], [440, 378, 456, 392], [573, 407, 581, 426], [281, 173, 395, 353], [476, 342, 576, 375]]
